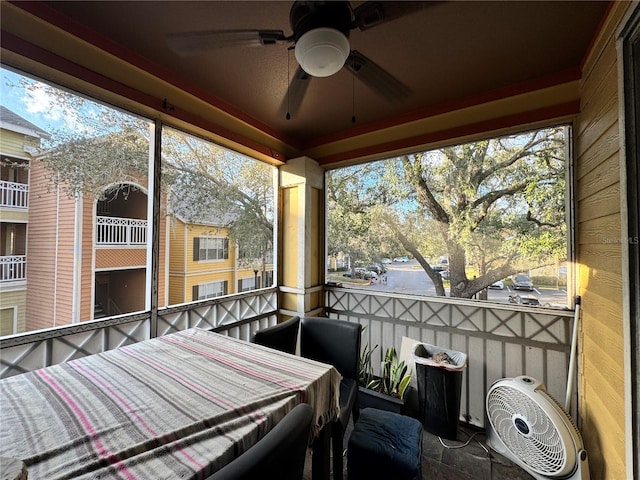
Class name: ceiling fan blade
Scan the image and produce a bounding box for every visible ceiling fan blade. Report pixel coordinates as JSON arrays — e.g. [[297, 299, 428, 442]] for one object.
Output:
[[353, 1, 442, 31], [345, 51, 411, 104], [167, 30, 288, 56], [279, 66, 313, 120]]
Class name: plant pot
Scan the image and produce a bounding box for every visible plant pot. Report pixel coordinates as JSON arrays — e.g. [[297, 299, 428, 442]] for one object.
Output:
[[358, 385, 414, 415]]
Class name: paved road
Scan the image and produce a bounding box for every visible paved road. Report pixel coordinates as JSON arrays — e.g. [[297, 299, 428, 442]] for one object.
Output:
[[340, 260, 568, 308]]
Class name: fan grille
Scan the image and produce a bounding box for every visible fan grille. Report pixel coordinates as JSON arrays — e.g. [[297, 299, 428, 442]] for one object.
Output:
[[487, 384, 571, 476]]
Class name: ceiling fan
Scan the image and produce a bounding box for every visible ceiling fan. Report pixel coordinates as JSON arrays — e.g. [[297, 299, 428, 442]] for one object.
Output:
[[167, 1, 438, 118]]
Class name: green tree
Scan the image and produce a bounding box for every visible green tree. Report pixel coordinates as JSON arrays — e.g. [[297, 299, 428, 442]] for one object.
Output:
[[162, 128, 274, 268], [327, 127, 567, 298], [22, 76, 274, 264], [327, 162, 404, 274], [399, 127, 566, 297]]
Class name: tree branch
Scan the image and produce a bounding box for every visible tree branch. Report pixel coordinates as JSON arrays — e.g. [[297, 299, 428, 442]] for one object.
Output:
[[526, 210, 562, 227]]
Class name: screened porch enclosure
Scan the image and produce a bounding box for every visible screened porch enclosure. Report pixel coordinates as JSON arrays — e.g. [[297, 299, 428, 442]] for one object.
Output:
[[0, 1, 637, 479]]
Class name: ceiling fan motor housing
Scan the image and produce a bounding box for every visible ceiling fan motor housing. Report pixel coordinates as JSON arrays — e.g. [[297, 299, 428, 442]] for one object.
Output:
[[289, 1, 354, 40]]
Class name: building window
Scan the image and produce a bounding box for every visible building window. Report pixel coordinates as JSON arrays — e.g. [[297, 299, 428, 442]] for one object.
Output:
[[238, 277, 256, 292], [262, 270, 273, 287], [193, 237, 229, 261], [193, 281, 228, 301]]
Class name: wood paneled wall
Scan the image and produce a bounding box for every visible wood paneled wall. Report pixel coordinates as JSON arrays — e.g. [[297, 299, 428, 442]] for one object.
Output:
[[575, 3, 634, 478]]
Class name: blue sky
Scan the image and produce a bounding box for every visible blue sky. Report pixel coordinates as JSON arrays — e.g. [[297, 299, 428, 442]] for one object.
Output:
[[1, 66, 76, 133], [2, 68, 44, 128]]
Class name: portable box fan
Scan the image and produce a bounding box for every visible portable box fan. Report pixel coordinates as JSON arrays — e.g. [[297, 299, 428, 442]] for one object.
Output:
[[486, 376, 589, 480]]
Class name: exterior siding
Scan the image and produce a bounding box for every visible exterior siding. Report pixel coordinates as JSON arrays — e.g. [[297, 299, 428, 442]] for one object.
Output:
[[0, 290, 27, 334], [1, 128, 35, 335], [282, 186, 298, 289], [157, 205, 167, 308], [95, 248, 146, 269], [168, 220, 187, 305], [0, 130, 38, 159], [0, 210, 28, 222], [166, 219, 275, 304], [574, 3, 633, 479], [80, 196, 93, 321], [25, 159, 76, 329], [167, 221, 237, 303]]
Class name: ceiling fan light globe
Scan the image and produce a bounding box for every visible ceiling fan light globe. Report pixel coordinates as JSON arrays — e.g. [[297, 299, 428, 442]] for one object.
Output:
[[294, 27, 350, 78]]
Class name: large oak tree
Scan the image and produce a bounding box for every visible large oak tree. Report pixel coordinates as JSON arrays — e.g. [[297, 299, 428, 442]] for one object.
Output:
[[328, 127, 567, 298]]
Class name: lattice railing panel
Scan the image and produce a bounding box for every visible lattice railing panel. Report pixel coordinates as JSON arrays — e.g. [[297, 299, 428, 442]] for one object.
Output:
[[157, 289, 278, 340], [326, 287, 575, 428], [1, 290, 278, 378], [0, 315, 150, 378]]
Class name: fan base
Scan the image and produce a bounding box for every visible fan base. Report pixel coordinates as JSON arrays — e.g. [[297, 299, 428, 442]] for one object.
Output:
[[487, 427, 590, 480]]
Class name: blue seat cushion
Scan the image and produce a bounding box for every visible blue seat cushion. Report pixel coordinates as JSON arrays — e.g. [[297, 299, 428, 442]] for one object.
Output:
[[347, 408, 422, 480]]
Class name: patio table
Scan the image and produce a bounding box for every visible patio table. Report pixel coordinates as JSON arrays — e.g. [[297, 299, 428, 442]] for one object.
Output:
[[0, 327, 341, 480]]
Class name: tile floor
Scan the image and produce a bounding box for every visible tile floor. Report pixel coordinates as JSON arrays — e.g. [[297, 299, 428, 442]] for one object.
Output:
[[304, 420, 534, 480]]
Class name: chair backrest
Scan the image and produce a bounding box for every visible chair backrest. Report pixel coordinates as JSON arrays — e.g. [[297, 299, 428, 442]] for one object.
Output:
[[300, 317, 362, 380], [251, 316, 300, 355], [207, 403, 314, 480]]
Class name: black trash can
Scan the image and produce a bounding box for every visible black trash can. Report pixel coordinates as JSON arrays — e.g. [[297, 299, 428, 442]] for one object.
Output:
[[412, 343, 467, 440]]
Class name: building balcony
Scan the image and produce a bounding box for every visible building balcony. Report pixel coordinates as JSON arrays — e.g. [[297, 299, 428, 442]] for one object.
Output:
[[96, 215, 147, 246], [0, 180, 28, 209], [0, 286, 567, 478], [0, 255, 26, 282], [0, 285, 576, 424]]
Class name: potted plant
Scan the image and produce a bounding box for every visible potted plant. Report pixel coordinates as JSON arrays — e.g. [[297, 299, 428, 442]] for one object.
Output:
[[358, 344, 413, 414]]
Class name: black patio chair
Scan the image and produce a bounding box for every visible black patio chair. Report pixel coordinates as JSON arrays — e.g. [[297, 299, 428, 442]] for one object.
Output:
[[300, 316, 362, 480], [207, 402, 314, 480], [251, 316, 300, 355]]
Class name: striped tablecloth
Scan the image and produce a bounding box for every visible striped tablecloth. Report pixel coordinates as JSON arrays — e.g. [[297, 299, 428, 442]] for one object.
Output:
[[0, 328, 341, 479]]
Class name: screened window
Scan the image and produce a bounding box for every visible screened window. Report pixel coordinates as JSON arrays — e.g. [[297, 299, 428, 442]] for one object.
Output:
[[326, 126, 572, 309], [0, 66, 152, 334], [162, 125, 276, 306], [0, 65, 278, 337]]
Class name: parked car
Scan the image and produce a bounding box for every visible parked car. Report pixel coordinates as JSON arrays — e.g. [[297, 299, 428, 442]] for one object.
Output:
[[368, 263, 387, 275], [489, 280, 504, 289], [432, 264, 446, 272], [520, 296, 540, 306], [380, 258, 392, 264], [344, 268, 378, 280], [360, 270, 378, 280], [393, 256, 409, 262], [508, 294, 540, 305], [512, 274, 534, 291]]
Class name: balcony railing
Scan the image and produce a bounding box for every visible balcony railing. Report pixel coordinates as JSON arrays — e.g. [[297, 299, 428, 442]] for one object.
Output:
[[96, 215, 147, 245], [0, 255, 26, 282], [0, 181, 28, 208], [325, 286, 577, 429], [0, 288, 278, 378], [0, 283, 578, 431]]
